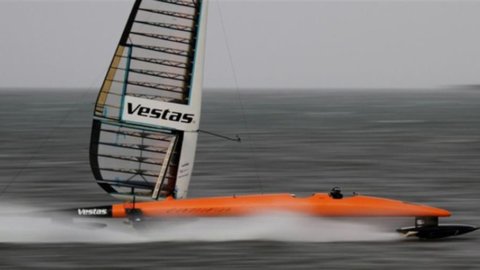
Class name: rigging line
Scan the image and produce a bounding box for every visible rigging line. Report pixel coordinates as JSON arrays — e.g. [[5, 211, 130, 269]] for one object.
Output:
[[216, 1, 264, 194], [199, 130, 241, 142], [0, 88, 98, 199], [0, 63, 105, 199]]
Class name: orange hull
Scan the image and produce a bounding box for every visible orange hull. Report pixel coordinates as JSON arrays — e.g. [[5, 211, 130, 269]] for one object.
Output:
[[111, 193, 451, 218]]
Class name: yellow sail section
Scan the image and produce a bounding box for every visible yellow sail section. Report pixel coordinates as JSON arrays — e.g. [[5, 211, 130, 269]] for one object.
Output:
[[95, 46, 125, 115]]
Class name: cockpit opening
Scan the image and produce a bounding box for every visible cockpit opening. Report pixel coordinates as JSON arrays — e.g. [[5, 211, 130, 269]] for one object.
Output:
[[329, 187, 343, 199]]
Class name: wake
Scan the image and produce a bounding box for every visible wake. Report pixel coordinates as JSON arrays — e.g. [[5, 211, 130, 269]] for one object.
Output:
[[0, 206, 401, 243]]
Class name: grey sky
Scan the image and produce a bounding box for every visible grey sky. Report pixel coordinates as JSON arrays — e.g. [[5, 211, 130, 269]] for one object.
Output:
[[1, 0, 479, 90]]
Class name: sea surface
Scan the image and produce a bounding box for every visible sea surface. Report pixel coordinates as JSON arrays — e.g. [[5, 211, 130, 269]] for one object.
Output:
[[0, 88, 479, 269]]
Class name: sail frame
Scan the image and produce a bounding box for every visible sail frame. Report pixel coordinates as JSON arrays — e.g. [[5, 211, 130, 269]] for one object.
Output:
[[89, 0, 207, 201]]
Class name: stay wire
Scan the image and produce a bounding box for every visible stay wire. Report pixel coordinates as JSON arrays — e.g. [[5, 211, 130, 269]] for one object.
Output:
[[199, 129, 241, 142], [216, 1, 265, 194], [0, 79, 101, 199]]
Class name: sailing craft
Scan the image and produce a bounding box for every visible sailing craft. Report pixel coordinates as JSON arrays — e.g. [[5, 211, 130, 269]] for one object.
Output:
[[76, 0, 477, 239]]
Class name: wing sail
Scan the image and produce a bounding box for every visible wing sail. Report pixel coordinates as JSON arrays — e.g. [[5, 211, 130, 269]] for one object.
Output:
[[90, 0, 207, 200]]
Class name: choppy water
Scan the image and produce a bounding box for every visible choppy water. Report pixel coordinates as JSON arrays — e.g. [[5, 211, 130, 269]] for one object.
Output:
[[0, 88, 479, 269]]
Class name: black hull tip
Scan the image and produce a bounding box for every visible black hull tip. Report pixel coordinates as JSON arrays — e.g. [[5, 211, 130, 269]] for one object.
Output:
[[397, 224, 479, 239]]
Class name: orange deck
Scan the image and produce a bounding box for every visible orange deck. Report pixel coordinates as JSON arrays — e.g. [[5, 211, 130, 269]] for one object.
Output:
[[111, 193, 451, 218]]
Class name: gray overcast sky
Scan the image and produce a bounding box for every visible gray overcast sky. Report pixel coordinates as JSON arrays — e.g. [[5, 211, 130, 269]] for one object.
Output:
[[0, 0, 480, 90]]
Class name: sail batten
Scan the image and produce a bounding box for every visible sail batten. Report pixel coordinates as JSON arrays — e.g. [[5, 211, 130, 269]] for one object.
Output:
[[129, 56, 189, 68], [130, 31, 193, 44], [104, 80, 186, 94], [90, 0, 206, 200], [96, 141, 170, 154], [130, 44, 191, 57], [154, 0, 198, 8], [99, 128, 172, 141], [97, 154, 165, 166], [115, 68, 189, 82], [138, 8, 195, 20], [97, 180, 155, 190], [93, 167, 161, 178], [134, 21, 194, 33], [125, 81, 187, 93]]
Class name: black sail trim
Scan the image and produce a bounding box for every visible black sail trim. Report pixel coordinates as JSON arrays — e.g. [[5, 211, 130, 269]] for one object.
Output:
[[90, 120, 103, 181], [120, 0, 143, 45], [97, 180, 155, 190]]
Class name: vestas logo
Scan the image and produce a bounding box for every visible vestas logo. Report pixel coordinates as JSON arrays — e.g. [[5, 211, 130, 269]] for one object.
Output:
[[127, 103, 194, 124], [77, 208, 108, 216], [122, 96, 198, 131]]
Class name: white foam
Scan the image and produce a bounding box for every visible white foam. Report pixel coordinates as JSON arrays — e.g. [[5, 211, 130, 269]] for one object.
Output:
[[0, 206, 401, 243]]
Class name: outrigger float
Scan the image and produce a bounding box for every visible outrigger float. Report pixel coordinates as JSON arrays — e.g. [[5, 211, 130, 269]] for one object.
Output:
[[70, 0, 477, 239]]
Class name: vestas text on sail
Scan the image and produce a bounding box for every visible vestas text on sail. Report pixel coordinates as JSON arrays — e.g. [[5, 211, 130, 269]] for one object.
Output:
[[122, 96, 199, 131]]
